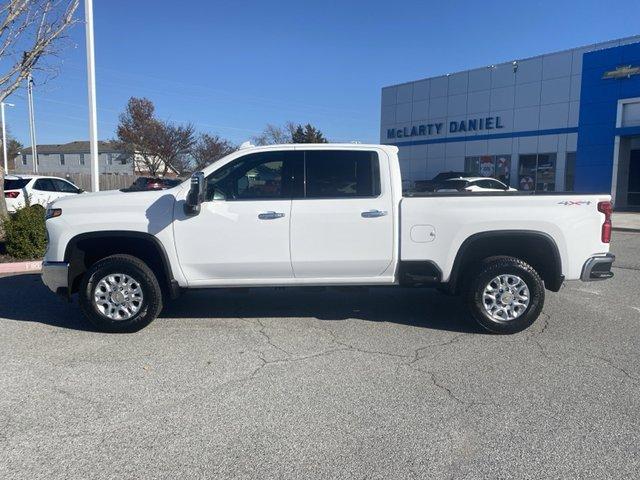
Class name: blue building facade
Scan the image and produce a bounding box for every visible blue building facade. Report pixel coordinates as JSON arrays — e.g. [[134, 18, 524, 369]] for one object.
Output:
[[381, 36, 640, 209]]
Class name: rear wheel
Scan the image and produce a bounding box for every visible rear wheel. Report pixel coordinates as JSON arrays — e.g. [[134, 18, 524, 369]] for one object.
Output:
[[466, 256, 545, 334], [79, 254, 163, 333]]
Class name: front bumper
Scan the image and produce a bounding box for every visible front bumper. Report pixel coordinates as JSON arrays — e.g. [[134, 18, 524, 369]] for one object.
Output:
[[42, 261, 69, 295], [581, 253, 615, 281]]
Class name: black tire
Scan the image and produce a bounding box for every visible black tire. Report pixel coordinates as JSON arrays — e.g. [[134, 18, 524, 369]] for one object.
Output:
[[466, 256, 545, 334], [79, 254, 163, 333]]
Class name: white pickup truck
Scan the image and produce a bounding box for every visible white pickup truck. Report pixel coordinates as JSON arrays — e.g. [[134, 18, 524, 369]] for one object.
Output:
[[42, 143, 615, 334]]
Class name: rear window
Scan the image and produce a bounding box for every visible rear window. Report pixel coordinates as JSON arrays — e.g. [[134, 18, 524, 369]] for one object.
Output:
[[4, 179, 30, 190], [304, 150, 380, 198]]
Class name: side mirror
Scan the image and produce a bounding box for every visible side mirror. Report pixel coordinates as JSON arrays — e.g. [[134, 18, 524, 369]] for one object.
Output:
[[185, 172, 205, 215]]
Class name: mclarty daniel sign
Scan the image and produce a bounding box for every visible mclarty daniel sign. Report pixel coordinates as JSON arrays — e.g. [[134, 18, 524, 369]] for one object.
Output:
[[387, 116, 505, 140]]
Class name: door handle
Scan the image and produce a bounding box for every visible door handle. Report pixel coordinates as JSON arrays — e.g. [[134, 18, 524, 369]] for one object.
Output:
[[258, 211, 285, 220], [361, 209, 388, 218]]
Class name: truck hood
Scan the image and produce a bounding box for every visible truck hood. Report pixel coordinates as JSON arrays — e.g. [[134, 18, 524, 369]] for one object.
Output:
[[50, 188, 180, 236], [52, 188, 179, 210]]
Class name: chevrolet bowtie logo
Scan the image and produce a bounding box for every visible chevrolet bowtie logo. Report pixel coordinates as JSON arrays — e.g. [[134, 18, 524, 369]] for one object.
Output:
[[602, 65, 640, 79]]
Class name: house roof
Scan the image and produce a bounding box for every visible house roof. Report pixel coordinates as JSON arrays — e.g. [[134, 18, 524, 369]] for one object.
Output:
[[21, 140, 124, 155]]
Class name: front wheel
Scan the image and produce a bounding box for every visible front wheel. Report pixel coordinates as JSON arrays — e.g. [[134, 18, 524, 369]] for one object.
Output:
[[466, 256, 545, 334], [79, 254, 163, 333]]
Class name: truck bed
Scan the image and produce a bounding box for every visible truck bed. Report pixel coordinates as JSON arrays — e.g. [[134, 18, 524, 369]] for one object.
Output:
[[400, 192, 611, 282]]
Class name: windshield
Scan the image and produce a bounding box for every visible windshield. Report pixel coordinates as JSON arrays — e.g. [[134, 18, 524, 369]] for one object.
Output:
[[4, 179, 30, 190]]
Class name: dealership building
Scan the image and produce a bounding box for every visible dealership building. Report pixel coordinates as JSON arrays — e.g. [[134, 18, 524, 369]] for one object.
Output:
[[380, 35, 640, 209]]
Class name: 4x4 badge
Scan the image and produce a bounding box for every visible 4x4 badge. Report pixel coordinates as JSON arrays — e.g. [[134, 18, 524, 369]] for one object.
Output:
[[558, 200, 591, 206]]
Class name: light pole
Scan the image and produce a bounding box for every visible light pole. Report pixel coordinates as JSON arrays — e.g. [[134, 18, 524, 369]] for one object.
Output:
[[84, 0, 99, 192], [1, 101, 14, 173], [27, 74, 38, 174]]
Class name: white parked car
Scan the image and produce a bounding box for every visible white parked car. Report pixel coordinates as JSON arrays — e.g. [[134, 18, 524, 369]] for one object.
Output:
[[4, 175, 83, 213], [436, 177, 517, 192], [42, 144, 614, 334]]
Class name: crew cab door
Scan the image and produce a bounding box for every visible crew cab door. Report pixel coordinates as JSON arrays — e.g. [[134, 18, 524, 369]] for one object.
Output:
[[290, 149, 394, 279], [173, 150, 302, 284]]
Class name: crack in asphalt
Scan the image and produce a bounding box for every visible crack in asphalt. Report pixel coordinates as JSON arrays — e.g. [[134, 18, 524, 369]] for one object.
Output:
[[237, 320, 482, 407], [588, 354, 640, 384], [525, 312, 551, 361], [253, 318, 292, 357]]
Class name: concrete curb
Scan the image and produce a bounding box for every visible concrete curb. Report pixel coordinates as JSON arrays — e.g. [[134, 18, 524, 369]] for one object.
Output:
[[0, 261, 42, 274]]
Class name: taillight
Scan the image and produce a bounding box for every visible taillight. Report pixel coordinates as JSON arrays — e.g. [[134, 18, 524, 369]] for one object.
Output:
[[598, 201, 612, 243], [4, 191, 19, 198]]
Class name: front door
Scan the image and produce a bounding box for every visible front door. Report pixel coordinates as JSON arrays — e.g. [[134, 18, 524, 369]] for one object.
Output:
[[629, 149, 640, 207], [173, 150, 302, 285], [290, 149, 394, 279]]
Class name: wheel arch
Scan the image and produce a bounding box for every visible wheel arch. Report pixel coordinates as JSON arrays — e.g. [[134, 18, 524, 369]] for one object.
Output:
[[64, 231, 179, 298], [447, 230, 564, 294]]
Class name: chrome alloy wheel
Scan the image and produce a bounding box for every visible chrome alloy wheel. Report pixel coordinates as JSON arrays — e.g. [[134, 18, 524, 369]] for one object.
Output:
[[482, 274, 530, 322], [93, 273, 144, 320]]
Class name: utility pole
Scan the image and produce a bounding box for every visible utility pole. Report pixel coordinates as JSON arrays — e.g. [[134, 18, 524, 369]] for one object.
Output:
[[85, 0, 99, 192], [1, 102, 14, 173], [27, 74, 38, 174]]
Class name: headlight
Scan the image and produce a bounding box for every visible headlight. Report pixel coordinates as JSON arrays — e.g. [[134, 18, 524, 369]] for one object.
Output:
[[45, 208, 62, 220]]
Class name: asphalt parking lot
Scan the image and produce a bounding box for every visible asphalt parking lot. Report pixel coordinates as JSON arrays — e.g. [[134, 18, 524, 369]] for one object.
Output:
[[1, 233, 639, 479]]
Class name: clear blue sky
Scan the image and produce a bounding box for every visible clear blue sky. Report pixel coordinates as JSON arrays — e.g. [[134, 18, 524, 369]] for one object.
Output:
[[5, 0, 640, 148]]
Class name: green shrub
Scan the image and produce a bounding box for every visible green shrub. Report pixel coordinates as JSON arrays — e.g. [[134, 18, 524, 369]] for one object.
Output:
[[2, 206, 47, 259]]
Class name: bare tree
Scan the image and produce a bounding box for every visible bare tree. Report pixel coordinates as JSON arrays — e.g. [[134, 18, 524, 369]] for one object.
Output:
[[0, 0, 79, 217], [252, 121, 297, 146], [191, 133, 236, 172], [116, 97, 166, 177], [116, 97, 196, 177], [155, 122, 196, 176]]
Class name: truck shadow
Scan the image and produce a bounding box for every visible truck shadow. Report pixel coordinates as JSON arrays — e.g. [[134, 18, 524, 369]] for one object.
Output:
[[0, 274, 482, 334]]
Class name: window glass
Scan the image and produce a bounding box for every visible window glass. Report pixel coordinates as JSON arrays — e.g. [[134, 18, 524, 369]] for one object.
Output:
[[464, 156, 480, 175], [4, 179, 30, 190], [565, 152, 576, 191], [518, 155, 538, 191], [21, 154, 27, 166], [52, 179, 79, 193], [488, 180, 507, 189], [478, 156, 495, 177], [464, 155, 511, 183], [304, 150, 380, 198], [59, 154, 65, 166], [79, 153, 85, 166], [441, 179, 468, 190], [206, 151, 301, 201], [475, 179, 494, 189], [495, 155, 511, 183], [536, 153, 556, 191], [518, 153, 557, 191], [33, 178, 57, 192]]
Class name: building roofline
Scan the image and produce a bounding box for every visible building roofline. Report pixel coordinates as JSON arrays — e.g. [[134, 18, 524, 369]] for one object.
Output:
[[382, 34, 640, 90]]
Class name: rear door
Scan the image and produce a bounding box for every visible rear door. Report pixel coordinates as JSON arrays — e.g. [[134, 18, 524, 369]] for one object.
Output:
[[290, 149, 394, 279], [31, 178, 58, 206]]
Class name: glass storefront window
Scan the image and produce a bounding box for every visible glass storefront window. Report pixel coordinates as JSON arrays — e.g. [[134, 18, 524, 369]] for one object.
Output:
[[536, 153, 556, 191], [518, 153, 557, 191], [464, 155, 511, 182]]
